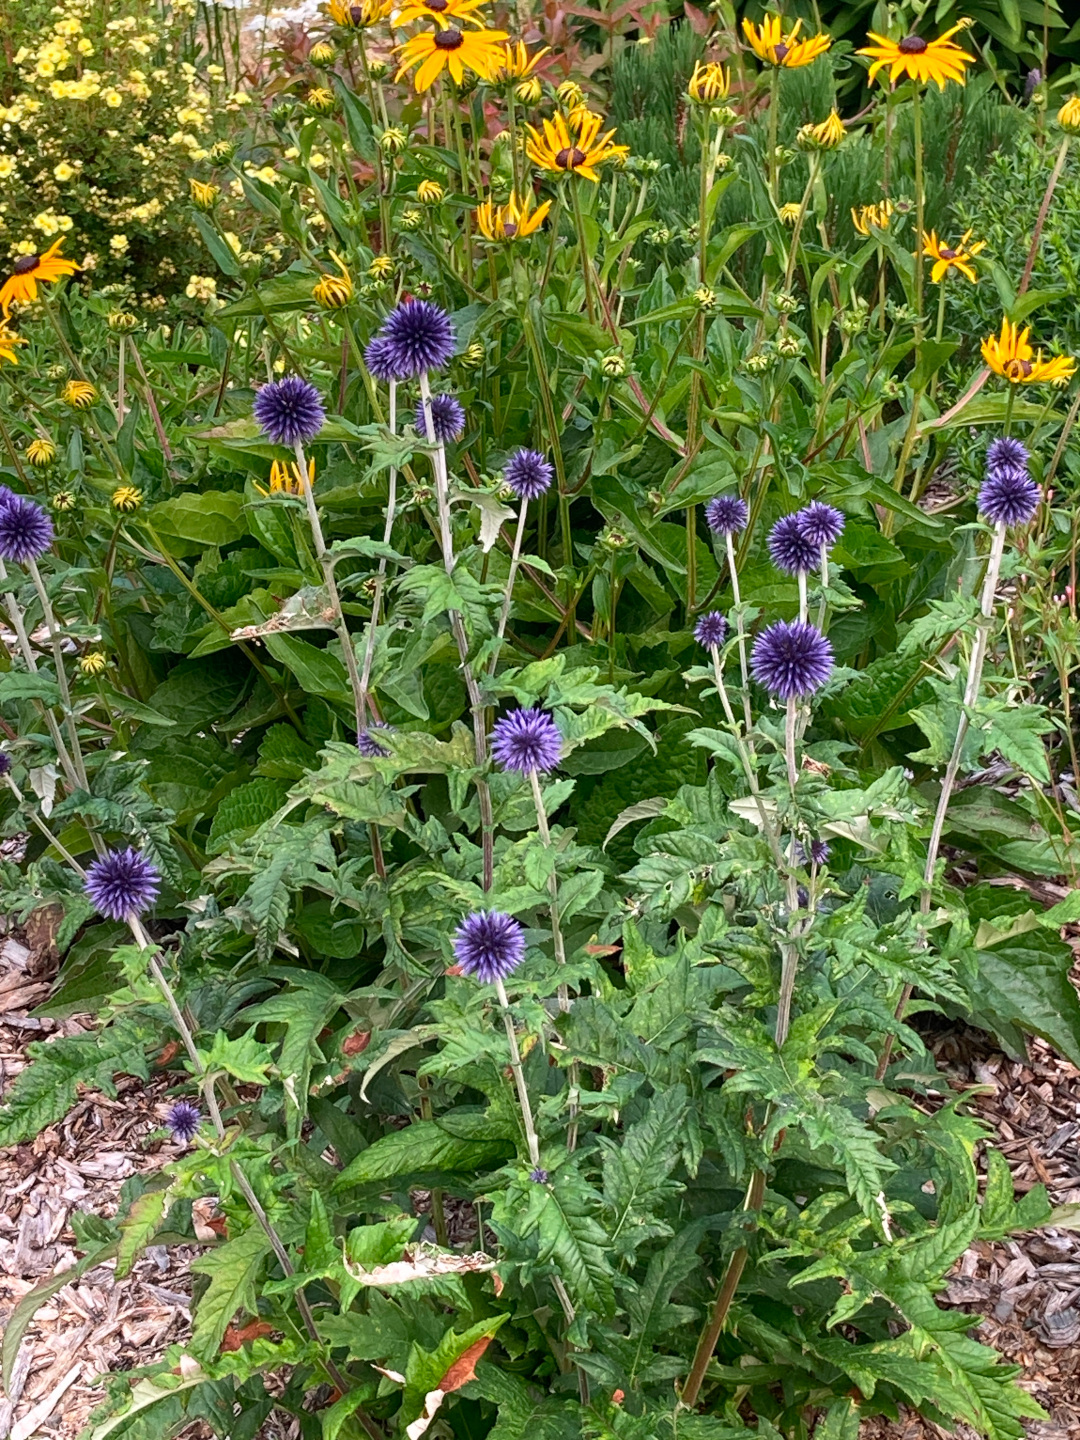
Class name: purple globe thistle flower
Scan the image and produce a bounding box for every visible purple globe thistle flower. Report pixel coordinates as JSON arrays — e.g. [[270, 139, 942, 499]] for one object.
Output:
[[705, 494, 749, 537], [987, 435, 1029, 471], [798, 501, 845, 548], [751, 620, 834, 700], [796, 838, 831, 866], [0, 495, 53, 563], [694, 611, 728, 649], [364, 335, 398, 382], [453, 910, 526, 983], [491, 707, 562, 775], [0, 484, 15, 508], [768, 513, 819, 575], [504, 448, 554, 502], [84, 846, 162, 921], [529, 1166, 550, 1183], [416, 393, 465, 443], [377, 299, 456, 378], [357, 722, 394, 757], [0, 752, 11, 777], [978, 468, 1040, 527], [253, 375, 326, 447], [166, 1100, 200, 1144]]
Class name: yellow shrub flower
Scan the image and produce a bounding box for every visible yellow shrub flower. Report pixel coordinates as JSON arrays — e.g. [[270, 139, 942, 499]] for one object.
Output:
[[0, 238, 78, 316], [922, 229, 984, 283], [743, 15, 831, 68], [368, 254, 394, 279], [327, 0, 393, 25], [62, 379, 96, 408], [526, 108, 628, 182], [307, 86, 335, 114], [394, 0, 490, 27], [851, 199, 894, 235], [857, 25, 974, 90], [498, 39, 550, 80], [981, 317, 1076, 385], [475, 191, 551, 241], [111, 485, 143, 511], [779, 203, 801, 226], [26, 438, 57, 467]]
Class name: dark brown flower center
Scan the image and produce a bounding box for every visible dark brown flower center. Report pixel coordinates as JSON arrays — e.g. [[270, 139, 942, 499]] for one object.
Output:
[[426, 0, 449, 10], [349, 4, 364, 21], [939, 248, 958, 260], [12, 255, 41, 275], [555, 146, 587, 169], [434, 25, 464, 49], [773, 42, 789, 60], [898, 34, 928, 53], [501, 221, 518, 237], [1005, 358, 1033, 379]]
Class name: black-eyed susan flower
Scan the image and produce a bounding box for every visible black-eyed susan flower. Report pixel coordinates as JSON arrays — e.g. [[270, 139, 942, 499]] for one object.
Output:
[[797, 109, 845, 150], [79, 651, 108, 677], [313, 254, 354, 308], [394, 0, 488, 27], [515, 75, 542, 104], [687, 60, 729, 104], [107, 310, 138, 332], [779, 203, 801, 226], [460, 339, 485, 369], [0, 323, 25, 365], [498, 39, 549, 82], [380, 126, 408, 153], [62, 379, 96, 408], [188, 179, 219, 211], [368, 254, 395, 280], [742, 14, 831, 68], [328, 0, 393, 27], [1058, 97, 1080, 134], [857, 25, 974, 90], [50, 489, 76, 511], [475, 191, 550, 240], [556, 80, 585, 110], [981, 318, 1076, 386], [417, 178, 445, 203], [526, 108, 628, 182], [851, 199, 894, 235], [307, 86, 336, 114], [922, 229, 984, 283], [400, 207, 423, 230], [395, 24, 508, 91], [26, 438, 56, 467], [0, 239, 78, 316], [112, 485, 143, 512], [310, 41, 336, 64], [255, 457, 314, 496]]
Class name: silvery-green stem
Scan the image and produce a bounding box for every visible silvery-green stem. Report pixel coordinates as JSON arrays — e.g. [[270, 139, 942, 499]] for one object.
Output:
[[725, 532, 753, 737], [711, 648, 785, 872], [489, 495, 529, 675], [0, 558, 80, 790], [3, 774, 85, 870], [26, 557, 89, 790], [785, 696, 799, 792], [418, 372, 455, 574], [797, 569, 808, 624], [528, 765, 577, 1150], [877, 521, 1008, 1080], [494, 976, 541, 1168], [816, 544, 829, 630], [358, 378, 399, 718], [293, 440, 367, 736]]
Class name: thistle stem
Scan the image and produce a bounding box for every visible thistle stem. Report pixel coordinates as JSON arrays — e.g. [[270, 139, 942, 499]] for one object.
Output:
[[26, 558, 89, 790], [0, 557, 80, 791], [358, 378, 399, 718], [490, 496, 529, 675], [726, 533, 754, 739], [494, 977, 541, 1168]]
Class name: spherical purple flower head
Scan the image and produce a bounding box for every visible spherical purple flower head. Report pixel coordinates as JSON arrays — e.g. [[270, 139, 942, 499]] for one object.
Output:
[[705, 494, 749, 537], [357, 722, 394, 758], [377, 299, 456, 379], [986, 435, 1029, 472], [166, 1100, 200, 1144], [0, 751, 11, 777], [504, 448, 554, 502], [796, 838, 831, 866], [978, 467, 1040, 527], [253, 375, 326, 447], [416, 393, 465, 443], [768, 513, 819, 575], [453, 909, 526, 983], [694, 611, 728, 649], [751, 620, 834, 700], [84, 846, 162, 921], [364, 335, 398, 383], [0, 495, 53, 564], [798, 501, 845, 549], [491, 707, 562, 775], [0, 484, 15, 508], [529, 1166, 550, 1183]]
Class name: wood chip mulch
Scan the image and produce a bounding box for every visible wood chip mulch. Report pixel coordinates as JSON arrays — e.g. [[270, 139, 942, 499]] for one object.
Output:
[[2, 922, 1080, 1439]]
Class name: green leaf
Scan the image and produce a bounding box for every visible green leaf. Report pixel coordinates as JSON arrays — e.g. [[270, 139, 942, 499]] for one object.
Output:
[[116, 1187, 168, 1279], [598, 1085, 687, 1260], [206, 777, 290, 855], [522, 1168, 615, 1315], [0, 672, 63, 706], [978, 702, 1052, 783], [245, 974, 346, 1140], [200, 1029, 275, 1085], [190, 1224, 272, 1359], [145, 491, 247, 547], [191, 212, 241, 277], [333, 1120, 514, 1192], [263, 632, 352, 704], [401, 1316, 509, 1431]]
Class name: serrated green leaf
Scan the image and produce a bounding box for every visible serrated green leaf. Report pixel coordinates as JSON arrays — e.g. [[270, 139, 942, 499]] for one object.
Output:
[[190, 1225, 272, 1359]]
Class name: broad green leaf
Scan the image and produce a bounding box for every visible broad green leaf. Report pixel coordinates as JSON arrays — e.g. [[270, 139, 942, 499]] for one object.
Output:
[[333, 1120, 514, 1191], [145, 491, 247, 547], [190, 1224, 272, 1359]]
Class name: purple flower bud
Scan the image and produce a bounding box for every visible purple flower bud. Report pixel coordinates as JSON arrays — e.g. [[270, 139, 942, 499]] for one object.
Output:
[[358, 722, 394, 757], [751, 619, 833, 699], [0, 752, 11, 777], [979, 435, 1039, 527], [768, 513, 819, 575], [694, 611, 728, 649], [253, 375, 326, 446], [166, 1100, 200, 1144], [377, 299, 456, 379], [798, 501, 845, 548], [364, 335, 398, 382], [986, 436, 1028, 471], [504, 448, 554, 501], [84, 846, 162, 921], [705, 494, 749, 536], [453, 910, 526, 983], [491, 707, 562, 775], [416, 393, 465, 443], [529, 1166, 550, 1183], [0, 495, 54, 563]]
